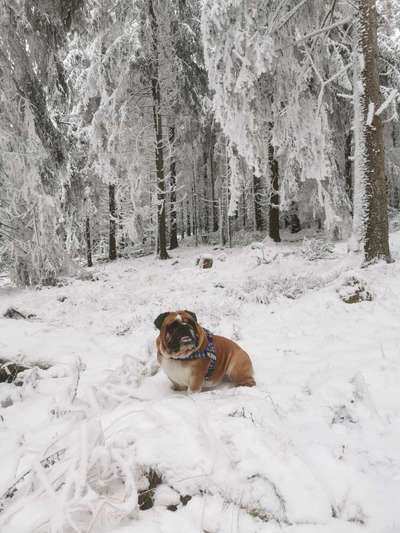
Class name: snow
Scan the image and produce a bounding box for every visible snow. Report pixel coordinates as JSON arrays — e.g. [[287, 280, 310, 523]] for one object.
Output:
[[366, 102, 375, 126], [376, 88, 398, 116], [1, 230, 400, 532]]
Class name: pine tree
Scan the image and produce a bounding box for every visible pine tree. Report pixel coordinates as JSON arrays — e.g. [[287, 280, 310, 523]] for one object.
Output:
[[0, 0, 83, 285]]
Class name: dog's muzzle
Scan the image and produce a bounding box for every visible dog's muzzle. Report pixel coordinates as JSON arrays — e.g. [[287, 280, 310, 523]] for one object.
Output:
[[168, 323, 198, 352]]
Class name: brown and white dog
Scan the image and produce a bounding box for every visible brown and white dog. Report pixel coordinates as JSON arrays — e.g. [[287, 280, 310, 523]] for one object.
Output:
[[155, 310, 255, 393]]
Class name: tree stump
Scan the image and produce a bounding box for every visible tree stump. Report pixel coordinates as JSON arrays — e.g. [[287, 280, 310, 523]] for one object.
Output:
[[198, 255, 213, 269]]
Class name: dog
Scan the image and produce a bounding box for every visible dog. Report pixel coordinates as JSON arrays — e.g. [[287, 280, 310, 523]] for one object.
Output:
[[154, 310, 255, 393]]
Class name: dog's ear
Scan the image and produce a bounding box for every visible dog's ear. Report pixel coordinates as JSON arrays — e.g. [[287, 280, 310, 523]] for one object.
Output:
[[185, 310, 198, 323], [154, 312, 169, 330]]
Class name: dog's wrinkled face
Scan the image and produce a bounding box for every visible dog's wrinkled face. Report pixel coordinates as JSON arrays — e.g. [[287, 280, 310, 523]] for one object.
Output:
[[154, 310, 202, 357]]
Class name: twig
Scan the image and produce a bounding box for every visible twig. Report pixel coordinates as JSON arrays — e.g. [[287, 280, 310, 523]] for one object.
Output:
[[0, 449, 66, 513]]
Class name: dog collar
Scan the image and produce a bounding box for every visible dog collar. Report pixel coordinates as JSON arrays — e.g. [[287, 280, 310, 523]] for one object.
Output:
[[171, 329, 216, 377]]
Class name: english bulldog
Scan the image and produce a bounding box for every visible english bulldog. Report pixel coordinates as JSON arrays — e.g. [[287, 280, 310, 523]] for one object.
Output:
[[154, 310, 255, 393]]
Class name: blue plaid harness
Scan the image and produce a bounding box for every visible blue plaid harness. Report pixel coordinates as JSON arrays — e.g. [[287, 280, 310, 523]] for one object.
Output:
[[171, 329, 217, 378]]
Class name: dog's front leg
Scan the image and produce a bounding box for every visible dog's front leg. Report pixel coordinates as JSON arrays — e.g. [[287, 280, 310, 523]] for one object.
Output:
[[188, 373, 204, 394]]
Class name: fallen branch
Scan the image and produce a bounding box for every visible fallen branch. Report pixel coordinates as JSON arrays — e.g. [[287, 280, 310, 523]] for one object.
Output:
[[0, 448, 66, 513]]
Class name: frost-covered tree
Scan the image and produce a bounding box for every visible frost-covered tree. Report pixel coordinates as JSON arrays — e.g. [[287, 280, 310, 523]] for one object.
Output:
[[379, 2, 400, 212], [65, 0, 146, 261], [67, 0, 209, 260], [352, 0, 392, 262], [0, 0, 83, 284], [201, 1, 354, 241], [2, 0, 398, 280]]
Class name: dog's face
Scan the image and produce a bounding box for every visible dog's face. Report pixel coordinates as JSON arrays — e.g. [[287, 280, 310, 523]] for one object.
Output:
[[154, 310, 204, 358]]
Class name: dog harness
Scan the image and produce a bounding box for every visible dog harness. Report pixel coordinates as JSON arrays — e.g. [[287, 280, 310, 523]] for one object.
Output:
[[171, 329, 217, 378]]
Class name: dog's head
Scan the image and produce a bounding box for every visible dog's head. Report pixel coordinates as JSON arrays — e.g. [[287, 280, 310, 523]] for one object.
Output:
[[154, 310, 204, 358]]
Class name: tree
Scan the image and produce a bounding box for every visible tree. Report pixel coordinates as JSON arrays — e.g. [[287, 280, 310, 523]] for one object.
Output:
[[148, 0, 170, 259], [0, 0, 83, 285], [352, 0, 392, 262], [268, 136, 281, 242], [168, 126, 179, 249]]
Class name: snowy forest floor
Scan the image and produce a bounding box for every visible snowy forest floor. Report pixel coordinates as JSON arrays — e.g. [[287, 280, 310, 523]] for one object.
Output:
[[1, 229, 400, 533]]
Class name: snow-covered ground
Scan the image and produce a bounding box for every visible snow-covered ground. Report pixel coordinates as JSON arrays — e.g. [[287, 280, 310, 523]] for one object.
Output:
[[1, 232, 400, 533]]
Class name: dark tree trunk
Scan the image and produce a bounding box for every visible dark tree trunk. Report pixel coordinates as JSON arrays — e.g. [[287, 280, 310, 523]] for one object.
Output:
[[253, 172, 264, 231], [119, 213, 127, 251], [193, 186, 199, 246], [169, 126, 178, 250], [86, 216, 93, 267], [186, 199, 191, 236], [210, 133, 218, 232], [218, 198, 226, 246], [242, 186, 247, 229], [228, 216, 233, 248], [109, 184, 117, 260], [268, 138, 281, 243], [356, 0, 391, 262], [149, 0, 169, 260], [203, 150, 210, 234], [345, 130, 353, 212], [180, 206, 185, 241]]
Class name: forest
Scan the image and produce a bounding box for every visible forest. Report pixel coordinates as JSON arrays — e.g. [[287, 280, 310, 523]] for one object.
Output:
[[0, 0, 399, 283], [0, 2, 400, 533]]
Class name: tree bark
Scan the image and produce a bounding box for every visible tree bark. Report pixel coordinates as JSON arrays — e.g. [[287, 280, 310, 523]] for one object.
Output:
[[209, 131, 218, 231], [354, 0, 391, 262], [149, 0, 169, 260], [169, 126, 178, 250], [109, 184, 117, 260], [242, 186, 247, 229], [345, 130, 353, 213], [218, 198, 225, 246], [193, 186, 199, 247], [186, 198, 191, 236], [268, 138, 281, 243], [203, 150, 210, 234], [253, 172, 264, 231], [86, 216, 93, 267], [180, 206, 185, 241]]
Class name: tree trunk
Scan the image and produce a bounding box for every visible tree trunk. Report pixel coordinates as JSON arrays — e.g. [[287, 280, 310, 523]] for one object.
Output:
[[345, 130, 353, 213], [353, 0, 391, 262], [109, 184, 117, 261], [169, 126, 178, 250], [253, 172, 264, 231], [180, 206, 185, 241], [149, 0, 169, 260], [242, 186, 247, 229], [186, 198, 191, 236], [203, 150, 210, 234], [210, 133, 218, 231], [193, 188, 199, 247], [268, 138, 281, 243], [86, 216, 93, 267], [228, 216, 233, 248], [218, 198, 225, 246]]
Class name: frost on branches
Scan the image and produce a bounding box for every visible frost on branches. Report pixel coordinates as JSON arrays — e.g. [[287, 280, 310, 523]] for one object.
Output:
[[0, 16, 66, 284], [201, 0, 352, 236]]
